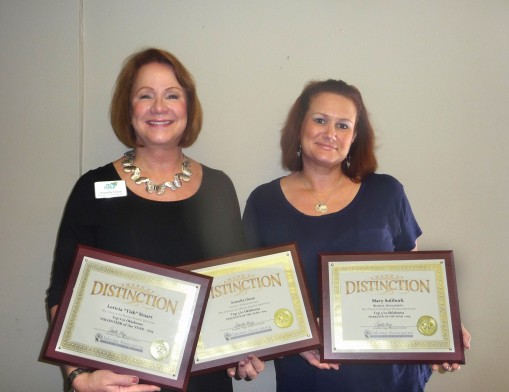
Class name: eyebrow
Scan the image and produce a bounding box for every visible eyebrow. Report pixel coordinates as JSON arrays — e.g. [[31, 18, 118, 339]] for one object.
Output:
[[132, 86, 184, 96], [313, 112, 355, 122], [135, 85, 183, 91]]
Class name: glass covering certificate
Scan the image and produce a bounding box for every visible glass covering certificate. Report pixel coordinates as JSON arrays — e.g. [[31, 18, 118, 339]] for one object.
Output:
[[180, 243, 320, 374], [43, 245, 212, 391], [320, 251, 464, 364]]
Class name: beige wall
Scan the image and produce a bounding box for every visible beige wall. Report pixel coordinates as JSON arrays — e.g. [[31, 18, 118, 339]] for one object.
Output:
[[1, 1, 508, 391]]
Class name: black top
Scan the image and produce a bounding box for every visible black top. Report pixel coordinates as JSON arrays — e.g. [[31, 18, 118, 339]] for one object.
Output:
[[47, 162, 245, 392]]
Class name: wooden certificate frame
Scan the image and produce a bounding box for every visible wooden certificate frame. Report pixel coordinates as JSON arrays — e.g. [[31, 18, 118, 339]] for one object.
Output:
[[42, 245, 212, 391], [180, 243, 320, 374], [320, 251, 464, 364]]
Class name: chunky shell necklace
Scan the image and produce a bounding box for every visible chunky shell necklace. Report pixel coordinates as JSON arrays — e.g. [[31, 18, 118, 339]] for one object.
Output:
[[121, 150, 192, 195]]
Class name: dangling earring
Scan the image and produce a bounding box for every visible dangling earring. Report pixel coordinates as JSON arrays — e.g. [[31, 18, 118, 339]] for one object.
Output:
[[297, 144, 302, 159], [346, 154, 351, 169]]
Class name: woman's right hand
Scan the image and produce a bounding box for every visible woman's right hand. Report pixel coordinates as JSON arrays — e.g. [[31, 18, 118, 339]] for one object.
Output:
[[299, 350, 340, 371], [71, 369, 160, 392]]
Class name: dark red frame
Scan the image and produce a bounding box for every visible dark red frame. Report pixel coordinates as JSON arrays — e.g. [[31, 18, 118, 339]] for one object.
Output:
[[179, 243, 320, 374], [42, 244, 212, 391], [319, 250, 465, 364]]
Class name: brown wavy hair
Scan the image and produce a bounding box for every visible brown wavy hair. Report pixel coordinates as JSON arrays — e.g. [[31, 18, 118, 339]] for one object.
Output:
[[110, 48, 203, 148], [280, 79, 377, 181]]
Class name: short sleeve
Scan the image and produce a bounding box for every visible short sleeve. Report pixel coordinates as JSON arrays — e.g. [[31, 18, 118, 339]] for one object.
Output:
[[393, 187, 422, 251]]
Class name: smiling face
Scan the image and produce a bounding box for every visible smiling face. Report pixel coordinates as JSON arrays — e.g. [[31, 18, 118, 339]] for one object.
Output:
[[130, 62, 188, 148], [300, 92, 357, 170]]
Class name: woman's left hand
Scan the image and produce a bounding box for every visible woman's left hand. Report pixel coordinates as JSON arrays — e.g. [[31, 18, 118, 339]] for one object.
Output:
[[227, 355, 265, 380], [431, 324, 471, 373]]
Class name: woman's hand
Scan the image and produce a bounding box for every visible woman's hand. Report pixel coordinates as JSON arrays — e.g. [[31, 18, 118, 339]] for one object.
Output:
[[71, 369, 160, 392], [53, 305, 160, 392], [299, 318, 340, 371], [299, 350, 340, 371], [227, 355, 265, 380], [431, 324, 471, 373]]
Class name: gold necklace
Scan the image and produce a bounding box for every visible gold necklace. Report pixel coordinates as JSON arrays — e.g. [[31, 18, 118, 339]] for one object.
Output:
[[314, 195, 334, 213], [309, 182, 340, 214], [121, 150, 192, 195], [315, 202, 329, 213]]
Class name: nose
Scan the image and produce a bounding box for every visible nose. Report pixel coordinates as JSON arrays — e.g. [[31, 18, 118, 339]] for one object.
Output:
[[323, 123, 337, 140], [151, 96, 168, 113]]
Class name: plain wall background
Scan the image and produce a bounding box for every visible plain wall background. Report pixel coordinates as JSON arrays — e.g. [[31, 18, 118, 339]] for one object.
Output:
[[1, 1, 508, 391]]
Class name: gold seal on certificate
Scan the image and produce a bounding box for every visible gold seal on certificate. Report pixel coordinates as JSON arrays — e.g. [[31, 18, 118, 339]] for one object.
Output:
[[274, 309, 294, 328], [42, 245, 212, 391], [320, 251, 465, 364], [417, 316, 438, 336], [180, 243, 320, 374]]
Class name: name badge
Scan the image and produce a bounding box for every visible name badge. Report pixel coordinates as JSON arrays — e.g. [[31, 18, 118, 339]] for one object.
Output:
[[94, 180, 127, 199]]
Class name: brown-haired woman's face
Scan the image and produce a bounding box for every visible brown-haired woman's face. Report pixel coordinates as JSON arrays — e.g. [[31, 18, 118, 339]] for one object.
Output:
[[130, 62, 188, 148], [300, 92, 357, 170]]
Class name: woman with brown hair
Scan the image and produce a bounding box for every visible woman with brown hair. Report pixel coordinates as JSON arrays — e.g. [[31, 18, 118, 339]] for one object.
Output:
[[243, 79, 470, 391], [46, 48, 263, 392]]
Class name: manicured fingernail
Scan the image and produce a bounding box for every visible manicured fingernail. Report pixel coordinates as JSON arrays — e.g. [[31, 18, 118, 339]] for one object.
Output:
[[132, 376, 139, 383]]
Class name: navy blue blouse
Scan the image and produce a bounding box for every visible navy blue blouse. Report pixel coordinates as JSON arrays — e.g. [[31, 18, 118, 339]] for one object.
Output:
[[243, 173, 431, 392]]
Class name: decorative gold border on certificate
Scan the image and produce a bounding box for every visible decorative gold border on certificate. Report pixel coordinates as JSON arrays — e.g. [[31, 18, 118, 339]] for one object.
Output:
[[193, 250, 311, 362], [43, 245, 212, 390], [58, 257, 200, 378], [330, 259, 452, 352]]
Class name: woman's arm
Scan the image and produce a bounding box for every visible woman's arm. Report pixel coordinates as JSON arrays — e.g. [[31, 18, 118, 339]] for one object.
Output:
[[49, 306, 161, 392]]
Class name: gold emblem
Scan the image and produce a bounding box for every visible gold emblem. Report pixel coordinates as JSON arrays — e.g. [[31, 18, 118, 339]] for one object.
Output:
[[149, 339, 171, 361], [417, 316, 438, 336], [274, 308, 293, 328]]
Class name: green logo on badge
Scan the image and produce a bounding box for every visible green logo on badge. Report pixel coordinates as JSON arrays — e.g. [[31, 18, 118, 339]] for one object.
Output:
[[104, 182, 118, 189]]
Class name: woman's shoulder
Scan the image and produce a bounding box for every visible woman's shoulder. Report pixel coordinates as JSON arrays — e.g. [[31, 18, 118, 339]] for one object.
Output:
[[199, 164, 242, 201], [78, 163, 117, 182], [201, 164, 229, 180], [71, 163, 117, 194], [247, 177, 283, 202], [200, 164, 237, 189], [364, 172, 404, 191], [361, 173, 409, 204], [250, 177, 282, 193]]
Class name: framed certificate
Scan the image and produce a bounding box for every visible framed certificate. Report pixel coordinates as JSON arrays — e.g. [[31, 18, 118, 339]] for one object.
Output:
[[42, 245, 212, 391], [179, 243, 320, 374], [320, 251, 464, 364]]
